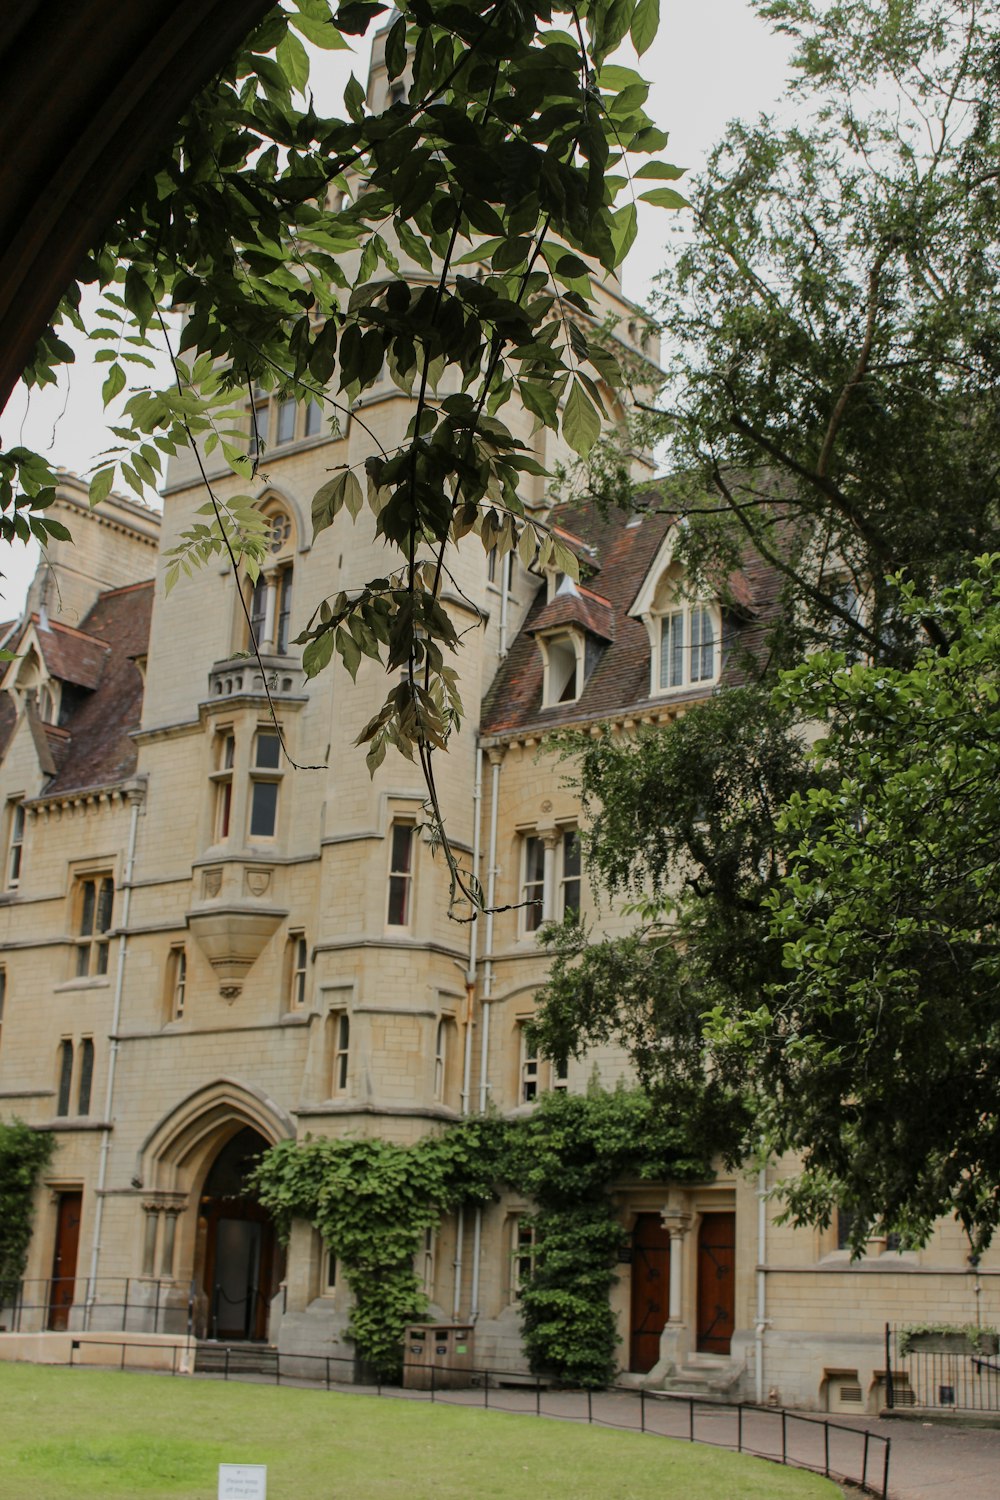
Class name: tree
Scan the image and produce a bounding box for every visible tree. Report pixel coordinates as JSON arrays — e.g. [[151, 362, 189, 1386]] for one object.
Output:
[[1, 0, 679, 870], [750, 560, 1000, 1254], [649, 0, 1000, 663], [532, 0, 1000, 1251]]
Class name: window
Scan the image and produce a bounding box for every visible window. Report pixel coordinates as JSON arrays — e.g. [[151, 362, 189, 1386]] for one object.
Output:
[[522, 835, 545, 933], [324, 1245, 337, 1292], [212, 731, 235, 841], [420, 1227, 436, 1296], [0, 967, 5, 1053], [434, 1019, 447, 1101], [387, 823, 414, 926], [559, 830, 581, 921], [305, 399, 324, 438], [658, 604, 716, 690], [167, 946, 187, 1021], [519, 1026, 539, 1103], [56, 1040, 73, 1116], [77, 1038, 94, 1115], [511, 1218, 536, 1296], [333, 1012, 350, 1093], [287, 933, 308, 1010], [244, 507, 296, 656], [275, 397, 297, 446], [6, 798, 24, 888], [75, 875, 114, 977], [248, 730, 281, 839], [553, 1056, 569, 1091], [248, 390, 340, 454], [539, 631, 581, 705], [521, 830, 581, 932]]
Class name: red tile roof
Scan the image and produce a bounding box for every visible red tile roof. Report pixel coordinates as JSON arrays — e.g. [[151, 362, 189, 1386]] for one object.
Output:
[[528, 585, 615, 642], [34, 615, 110, 690], [41, 580, 153, 795], [481, 491, 783, 737]]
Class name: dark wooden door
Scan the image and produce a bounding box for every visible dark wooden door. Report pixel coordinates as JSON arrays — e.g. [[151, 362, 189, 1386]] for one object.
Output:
[[629, 1213, 671, 1373], [696, 1212, 735, 1354], [203, 1198, 277, 1341], [47, 1191, 82, 1331]]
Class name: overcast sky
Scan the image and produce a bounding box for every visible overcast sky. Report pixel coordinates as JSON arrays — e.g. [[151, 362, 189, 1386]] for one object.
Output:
[[0, 2, 793, 617]]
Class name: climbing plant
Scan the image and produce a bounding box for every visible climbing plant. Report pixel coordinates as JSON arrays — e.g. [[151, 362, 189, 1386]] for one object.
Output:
[[253, 1114, 507, 1376], [503, 1086, 712, 1386], [0, 1120, 54, 1299], [252, 1087, 712, 1385]]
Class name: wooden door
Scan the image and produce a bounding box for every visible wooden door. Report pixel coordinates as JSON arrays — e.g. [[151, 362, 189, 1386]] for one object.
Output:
[[696, 1212, 735, 1354], [47, 1191, 82, 1331], [629, 1213, 671, 1373]]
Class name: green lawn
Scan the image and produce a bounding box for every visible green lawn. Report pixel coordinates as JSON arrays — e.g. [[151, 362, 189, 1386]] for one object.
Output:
[[0, 1363, 842, 1500]]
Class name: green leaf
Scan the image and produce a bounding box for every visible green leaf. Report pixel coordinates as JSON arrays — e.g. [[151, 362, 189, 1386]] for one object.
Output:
[[633, 160, 686, 181], [638, 186, 689, 210], [276, 29, 311, 94], [563, 379, 601, 457], [385, 15, 407, 80], [344, 72, 366, 124], [101, 363, 126, 405], [88, 468, 115, 508], [631, 0, 659, 54]]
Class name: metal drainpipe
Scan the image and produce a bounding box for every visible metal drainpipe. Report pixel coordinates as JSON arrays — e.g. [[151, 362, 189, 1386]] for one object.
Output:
[[85, 784, 143, 1329], [755, 1163, 768, 1404], [453, 745, 484, 1320], [470, 750, 502, 1320]]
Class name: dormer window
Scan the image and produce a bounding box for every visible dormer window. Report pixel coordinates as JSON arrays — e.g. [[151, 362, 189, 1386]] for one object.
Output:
[[630, 542, 721, 699], [658, 604, 716, 691], [540, 631, 583, 705]]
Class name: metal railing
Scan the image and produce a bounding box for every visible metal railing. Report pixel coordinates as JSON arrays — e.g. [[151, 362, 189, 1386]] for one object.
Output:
[[886, 1322, 1000, 1412], [61, 1339, 891, 1499], [0, 1277, 193, 1336]]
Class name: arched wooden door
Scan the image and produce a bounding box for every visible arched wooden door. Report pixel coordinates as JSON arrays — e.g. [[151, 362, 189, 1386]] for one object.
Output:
[[629, 1213, 671, 1373], [198, 1126, 281, 1342], [696, 1212, 735, 1354]]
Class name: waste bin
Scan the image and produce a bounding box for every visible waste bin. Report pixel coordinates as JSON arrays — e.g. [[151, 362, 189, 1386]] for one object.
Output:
[[403, 1323, 475, 1389]]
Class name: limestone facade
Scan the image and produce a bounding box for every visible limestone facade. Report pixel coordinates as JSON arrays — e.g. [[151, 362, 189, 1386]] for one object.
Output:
[[0, 136, 996, 1417]]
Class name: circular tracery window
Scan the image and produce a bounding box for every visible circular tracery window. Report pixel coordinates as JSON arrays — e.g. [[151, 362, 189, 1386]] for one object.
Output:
[[267, 511, 292, 553]]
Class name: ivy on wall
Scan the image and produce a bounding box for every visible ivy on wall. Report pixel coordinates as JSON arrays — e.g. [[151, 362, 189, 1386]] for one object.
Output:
[[252, 1086, 712, 1385], [0, 1120, 54, 1297]]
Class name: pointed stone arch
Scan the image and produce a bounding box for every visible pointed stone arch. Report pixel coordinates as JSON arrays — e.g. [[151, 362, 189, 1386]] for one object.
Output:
[[135, 1076, 296, 1195]]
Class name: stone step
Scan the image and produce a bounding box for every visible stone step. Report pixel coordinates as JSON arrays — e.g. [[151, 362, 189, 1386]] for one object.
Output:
[[194, 1342, 278, 1377]]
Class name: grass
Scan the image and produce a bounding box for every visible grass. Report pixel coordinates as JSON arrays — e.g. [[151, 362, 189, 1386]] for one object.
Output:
[[0, 1363, 842, 1500]]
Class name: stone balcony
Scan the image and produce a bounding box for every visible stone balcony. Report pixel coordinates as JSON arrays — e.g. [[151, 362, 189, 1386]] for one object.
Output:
[[206, 653, 307, 703]]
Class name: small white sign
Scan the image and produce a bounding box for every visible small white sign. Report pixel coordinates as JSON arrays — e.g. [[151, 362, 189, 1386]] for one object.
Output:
[[218, 1463, 267, 1500]]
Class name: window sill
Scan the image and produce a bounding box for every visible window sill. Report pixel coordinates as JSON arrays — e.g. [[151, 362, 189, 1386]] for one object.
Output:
[[53, 977, 112, 994]]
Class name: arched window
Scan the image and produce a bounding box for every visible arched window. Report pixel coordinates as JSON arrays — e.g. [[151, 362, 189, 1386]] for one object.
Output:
[[639, 561, 720, 697], [245, 502, 296, 656]]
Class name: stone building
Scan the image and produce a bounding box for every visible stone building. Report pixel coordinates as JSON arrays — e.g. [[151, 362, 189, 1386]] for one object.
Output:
[[0, 43, 996, 1416]]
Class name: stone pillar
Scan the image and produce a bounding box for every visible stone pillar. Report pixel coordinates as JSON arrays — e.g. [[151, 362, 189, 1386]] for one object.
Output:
[[262, 569, 279, 651], [541, 831, 558, 921], [659, 1202, 692, 1372]]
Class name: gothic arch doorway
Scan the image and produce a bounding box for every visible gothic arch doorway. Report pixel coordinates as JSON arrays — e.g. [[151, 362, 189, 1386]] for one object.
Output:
[[197, 1126, 281, 1342]]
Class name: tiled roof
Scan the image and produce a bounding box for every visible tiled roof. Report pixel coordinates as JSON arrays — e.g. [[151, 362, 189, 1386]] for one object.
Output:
[[528, 585, 615, 642], [480, 489, 783, 737], [34, 616, 110, 690], [42, 580, 153, 795]]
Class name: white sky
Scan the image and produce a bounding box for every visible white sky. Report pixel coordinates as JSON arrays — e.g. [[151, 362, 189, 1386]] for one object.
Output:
[[0, 1, 793, 618]]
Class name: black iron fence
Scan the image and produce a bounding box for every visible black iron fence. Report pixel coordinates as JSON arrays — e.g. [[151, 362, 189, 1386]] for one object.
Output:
[[886, 1322, 1000, 1412], [61, 1338, 891, 1500], [0, 1277, 193, 1335]]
